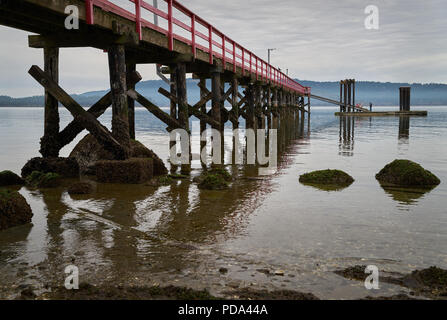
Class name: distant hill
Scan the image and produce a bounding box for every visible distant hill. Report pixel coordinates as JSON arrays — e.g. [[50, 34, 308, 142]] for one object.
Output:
[[1, 79, 446, 107]]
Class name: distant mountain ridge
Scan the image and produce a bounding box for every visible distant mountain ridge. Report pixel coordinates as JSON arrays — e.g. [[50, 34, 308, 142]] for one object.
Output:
[[1, 79, 446, 107]]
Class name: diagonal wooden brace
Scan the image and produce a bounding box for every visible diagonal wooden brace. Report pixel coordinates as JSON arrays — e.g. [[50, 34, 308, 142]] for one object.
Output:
[[57, 71, 142, 149], [28, 65, 128, 160], [126, 89, 186, 132]]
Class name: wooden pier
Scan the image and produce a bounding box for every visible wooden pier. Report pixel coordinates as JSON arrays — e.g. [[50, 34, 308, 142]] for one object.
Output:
[[0, 0, 311, 179]]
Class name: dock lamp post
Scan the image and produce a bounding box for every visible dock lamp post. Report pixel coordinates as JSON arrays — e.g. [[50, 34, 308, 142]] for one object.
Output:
[[268, 48, 276, 81]]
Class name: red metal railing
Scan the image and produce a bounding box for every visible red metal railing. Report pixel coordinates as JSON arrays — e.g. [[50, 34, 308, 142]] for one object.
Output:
[[85, 0, 311, 95]]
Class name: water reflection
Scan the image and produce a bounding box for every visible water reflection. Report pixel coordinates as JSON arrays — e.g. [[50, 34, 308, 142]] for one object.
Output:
[[381, 185, 434, 210], [398, 116, 410, 142], [339, 116, 355, 156]]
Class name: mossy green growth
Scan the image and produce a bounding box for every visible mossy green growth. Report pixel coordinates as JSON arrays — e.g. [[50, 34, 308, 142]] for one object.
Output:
[[158, 175, 173, 186], [0, 170, 24, 186], [0, 189, 15, 201], [376, 160, 440, 187], [198, 174, 229, 190], [25, 171, 61, 188], [411, 266, 447, 289], [299, 169, 354, 191], [207, 168, 232, 182]]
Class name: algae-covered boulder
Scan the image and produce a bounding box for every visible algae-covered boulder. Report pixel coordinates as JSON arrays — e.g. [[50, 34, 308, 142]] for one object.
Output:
[[25, 171, 62, 188], [376, 160, 440, 187], [68, 181, 95, 195], [0, 170, 24, 186], [21, 157, 79, 179], [299, 169, 354, 191], [69, 134, 167, 176], [95, 158, 153, 184], [198, 174, 229, 190], [0, 189, 33, 230]]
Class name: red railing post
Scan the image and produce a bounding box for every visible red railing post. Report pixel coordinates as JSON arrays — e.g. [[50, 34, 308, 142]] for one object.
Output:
[[135, 0, 142, 40], [191, 14, 196, 58], [168, 0, 173, 51], [222, 34, 226, 69], [255, 56, 258, 80], [85, 0, 94, 25], [233, 42, 236, 73], [249, 53, 252, 75], [208, 25, 213, 64], [241, 49, 245, 76]]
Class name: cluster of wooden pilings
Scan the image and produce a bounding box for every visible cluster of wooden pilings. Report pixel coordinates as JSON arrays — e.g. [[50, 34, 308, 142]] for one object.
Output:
[[31, 43, 310, 176], [339, 79, 356, 113]]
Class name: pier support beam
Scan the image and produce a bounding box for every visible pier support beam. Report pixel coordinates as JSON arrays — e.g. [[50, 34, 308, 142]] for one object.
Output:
[[199, 77, 207, 167], [212, 71, 223, 166], [170, 66, 178, 173], [176, 63, 190, 174], [40, 46, 60, 158], [108, 44, 131, 158], [126, 62, 136, 139]]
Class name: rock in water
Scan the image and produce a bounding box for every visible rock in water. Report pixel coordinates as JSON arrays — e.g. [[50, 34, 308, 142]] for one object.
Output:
[[21, 157, 79, 179], [68, 181, 95, 195], [376, 159, 440, 187], [0, 171, 24, 186], [25, 171, 62, 188], [299, 169, 354, 190], [0, 189, 33, 230], [69, 134, 167, 176]]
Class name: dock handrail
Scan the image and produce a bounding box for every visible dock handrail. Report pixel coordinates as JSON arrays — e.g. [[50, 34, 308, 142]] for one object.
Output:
[[85, 0, 310, 95]]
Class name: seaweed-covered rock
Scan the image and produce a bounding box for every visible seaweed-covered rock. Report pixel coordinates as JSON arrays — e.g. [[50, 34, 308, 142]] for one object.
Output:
[[67, 181, 95, 195], [376, 160, 440, 187], [0, 170, 24, 186], [299, 169, 354, 190], [198, 174, 229, 190], [95, 158, 153, 184], [25, 171, 62, 188], [0, 189, 33, 230], [21, 157, 79, 179], [69, 134, 167, 176]]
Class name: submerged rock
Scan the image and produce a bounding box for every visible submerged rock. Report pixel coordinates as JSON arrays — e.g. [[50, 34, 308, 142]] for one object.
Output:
[[25, 171, 62, 188], [68, 181, 95, 195], [376, 160, 440, 187], [69, 134, 167, 176], [196, 168, 232, 190], [0, 189, 33, 230], [21, 157, 79, 179], [299, 169, 354, 190], [0, 170, 24, 186], [95, 158, 153, 184]]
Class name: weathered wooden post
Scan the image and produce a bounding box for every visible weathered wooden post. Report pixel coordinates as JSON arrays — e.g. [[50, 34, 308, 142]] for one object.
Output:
[[108, 44, 131, 158], [231, 76, 239, 164], [40, 46, 60, 158], [170, 66, 178, 173], [212, 71, 223, 166], [399, 87, 411, 111], [272, 88, 278, 130], [347, 80, 352, 113], [199, 77, 207, 167], [267, 86, 272, 129], [127, 62, 136, 139], [176, 63, 190, 174]]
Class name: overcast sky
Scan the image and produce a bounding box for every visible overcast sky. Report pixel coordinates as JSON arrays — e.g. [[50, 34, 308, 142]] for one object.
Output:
[[0, 0, 446, 97]]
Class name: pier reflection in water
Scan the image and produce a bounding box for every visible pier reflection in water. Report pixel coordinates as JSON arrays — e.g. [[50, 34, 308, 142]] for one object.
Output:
[[339, 116, 355, 156], [0, 110, 311, 297]]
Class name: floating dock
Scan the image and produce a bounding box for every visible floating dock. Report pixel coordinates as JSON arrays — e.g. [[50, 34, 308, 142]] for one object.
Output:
[[335, 111, 428, 117]]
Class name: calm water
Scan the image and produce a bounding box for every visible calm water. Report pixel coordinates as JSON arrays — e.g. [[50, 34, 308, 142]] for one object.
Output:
[[0, 106, 446, 299]]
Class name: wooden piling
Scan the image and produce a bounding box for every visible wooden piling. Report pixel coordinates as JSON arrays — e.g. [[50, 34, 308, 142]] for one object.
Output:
[[176, 63, 190, 173], [108, 44, 131, 157], [127, 62, 136, 139], [211, 71, 223, 166], [399, 87, 411, 111], [41, 46, 60, 158], [170, 66, 178, 173], [199, 77, 207, 167]]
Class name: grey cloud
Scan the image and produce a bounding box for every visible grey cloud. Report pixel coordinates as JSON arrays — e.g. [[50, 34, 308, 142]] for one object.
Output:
[[0, 0, 445, 97]]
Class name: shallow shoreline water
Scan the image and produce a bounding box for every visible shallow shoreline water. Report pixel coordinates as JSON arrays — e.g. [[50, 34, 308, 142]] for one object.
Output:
[[1, 106, 447, 299]]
